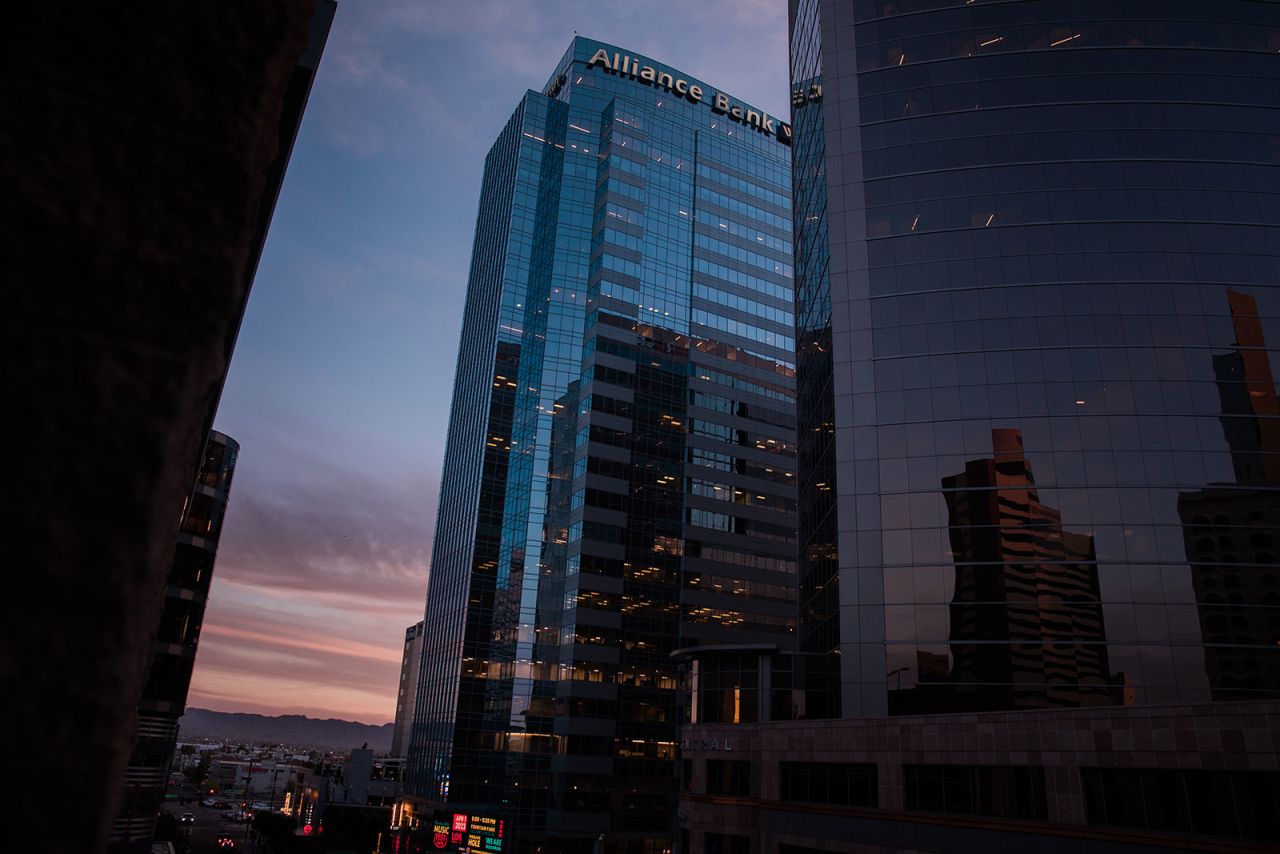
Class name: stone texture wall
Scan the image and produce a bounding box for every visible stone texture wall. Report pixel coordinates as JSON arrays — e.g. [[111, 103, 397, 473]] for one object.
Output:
[[3, 2, 319, 850]]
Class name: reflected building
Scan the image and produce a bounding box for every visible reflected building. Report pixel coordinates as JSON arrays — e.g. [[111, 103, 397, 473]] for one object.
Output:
[[1179, 291, 1280, 700], [890, 427, 1123, 712], [405, 38, 797, 853]]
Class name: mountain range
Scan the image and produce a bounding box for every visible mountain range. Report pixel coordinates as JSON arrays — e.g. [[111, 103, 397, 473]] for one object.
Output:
[[178, 708, 394, 751]]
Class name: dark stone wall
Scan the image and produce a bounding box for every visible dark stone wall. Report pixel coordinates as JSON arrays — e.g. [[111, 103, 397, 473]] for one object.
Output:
[[2, 2, 320, 850]]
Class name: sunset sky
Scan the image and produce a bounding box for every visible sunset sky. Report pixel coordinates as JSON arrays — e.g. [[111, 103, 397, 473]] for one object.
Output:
[[189, 0, 791, 724]]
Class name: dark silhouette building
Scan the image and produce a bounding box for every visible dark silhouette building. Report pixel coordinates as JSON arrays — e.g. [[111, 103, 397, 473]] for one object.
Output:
[[110, 430, 240, 851], [6, 3, 332, 850]]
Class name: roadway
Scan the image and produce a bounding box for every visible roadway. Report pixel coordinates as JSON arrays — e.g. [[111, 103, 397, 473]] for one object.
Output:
[[170, 802, 256, 853]]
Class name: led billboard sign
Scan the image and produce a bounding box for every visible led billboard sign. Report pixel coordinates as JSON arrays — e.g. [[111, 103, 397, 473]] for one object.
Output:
[[431, 811, 506, 853]]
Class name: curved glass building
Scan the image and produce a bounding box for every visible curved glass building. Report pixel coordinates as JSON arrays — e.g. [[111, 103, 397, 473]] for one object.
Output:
[[406, 38, 797, 853], [792, 0, 1280, 717]]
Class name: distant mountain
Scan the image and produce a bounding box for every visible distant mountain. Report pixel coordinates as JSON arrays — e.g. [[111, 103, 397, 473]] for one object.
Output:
[[179, 708, 394, 751]]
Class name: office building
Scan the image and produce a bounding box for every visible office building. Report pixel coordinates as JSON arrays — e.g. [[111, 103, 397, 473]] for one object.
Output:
[[405, 37, 797, 853], [678, 1, 1280, 851], [109, 431, 239, 851], [391, 621, 426, 757]]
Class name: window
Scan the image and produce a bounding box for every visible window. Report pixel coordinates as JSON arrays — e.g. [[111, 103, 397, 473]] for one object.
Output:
[[904, 765, 1046, 820], [705, 759, 751, 797], [704, 832, 749, 854], [1082, 768, 1280, 842], [780, 762, 877, 807]]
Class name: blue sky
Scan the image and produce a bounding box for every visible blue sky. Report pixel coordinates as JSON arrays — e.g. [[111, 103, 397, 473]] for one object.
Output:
[[189, 0, 791, 722]]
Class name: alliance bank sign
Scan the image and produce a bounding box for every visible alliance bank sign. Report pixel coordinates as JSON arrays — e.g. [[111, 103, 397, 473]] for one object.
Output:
[[587, 49, 792, 146]]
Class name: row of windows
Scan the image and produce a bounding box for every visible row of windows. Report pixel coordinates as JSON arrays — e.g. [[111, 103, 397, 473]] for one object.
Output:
[[692, 309, 794, 352], [849, 0, 1279, 27], [694, 258, 791, 302], [696, 186, 792, 232], [689, 446, 795, 486], [689, 419, 794, 455], [688, 508, 797, 544], [696, 162, 790, 210], [690, 391, 793, 430], [699, 214, 791, 254], [863, 128, 1280, 182], [687, 540, 797, 575], [685, 572, 794, 603], [856, 20, 1280, 73], [694, 282, 793, 327], [869, 188, 1280, 238], [685, 606, 795, 633], [690, 479, 796, 514], [693, 335, 797, 377], [694, 365, 793, 404], [867, 160, 1280, 207], [695, 232, 793, 277], [697, 759, 1280, 841]]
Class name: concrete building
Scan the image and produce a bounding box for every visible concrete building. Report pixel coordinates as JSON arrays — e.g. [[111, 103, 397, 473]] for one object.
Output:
[[391, 621, 426, 757]]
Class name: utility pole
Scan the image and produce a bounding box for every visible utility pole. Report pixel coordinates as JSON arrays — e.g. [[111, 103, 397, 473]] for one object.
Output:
[[243, 755, 256, 847]]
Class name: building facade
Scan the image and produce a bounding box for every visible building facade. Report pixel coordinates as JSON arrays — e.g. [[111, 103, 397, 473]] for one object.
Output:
[[679, 0, 1280, 851], [406, 38, 798, 853], [789, 0, 1280, 720], [109, 430, 239, 851], [391, 621, 426, 757]]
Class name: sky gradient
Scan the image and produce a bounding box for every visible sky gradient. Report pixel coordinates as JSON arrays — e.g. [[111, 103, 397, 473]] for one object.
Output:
[[189, 0, 791, 724]]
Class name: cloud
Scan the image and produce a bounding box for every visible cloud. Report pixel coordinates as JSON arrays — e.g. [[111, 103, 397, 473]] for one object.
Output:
[[199, 0, 793, 723], [188, 436, 434, 724], [310, 0, 790, 156]]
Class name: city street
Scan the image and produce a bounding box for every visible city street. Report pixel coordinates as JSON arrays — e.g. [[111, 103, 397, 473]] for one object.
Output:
[[170, 803, 256, 854]]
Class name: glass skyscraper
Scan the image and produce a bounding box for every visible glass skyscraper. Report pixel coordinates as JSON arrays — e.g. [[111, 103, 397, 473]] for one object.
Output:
[[791, 0, 1280, 718], [407, 38, 797, 853], [675, 4, 1280, 852]]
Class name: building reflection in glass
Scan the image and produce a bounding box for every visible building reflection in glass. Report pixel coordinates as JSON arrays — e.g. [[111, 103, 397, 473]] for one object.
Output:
[[889, 428, 1125, 713], [1178, 291, 1280, 700]]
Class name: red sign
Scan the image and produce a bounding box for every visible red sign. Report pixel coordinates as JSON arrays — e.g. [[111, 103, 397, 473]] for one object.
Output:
[[452, 813, 468, 832]]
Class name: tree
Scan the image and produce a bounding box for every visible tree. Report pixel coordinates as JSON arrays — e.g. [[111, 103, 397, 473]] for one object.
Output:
[[183, 752, 211, 785]]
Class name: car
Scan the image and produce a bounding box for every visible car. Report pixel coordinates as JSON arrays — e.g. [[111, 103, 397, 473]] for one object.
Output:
[[211, 799, 230, 809], [216, 836, 236, 849], [201, 798, 216, 807], [222, 809, 239, 820], [181, 812, 194, 826]]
